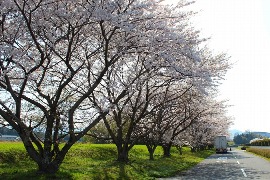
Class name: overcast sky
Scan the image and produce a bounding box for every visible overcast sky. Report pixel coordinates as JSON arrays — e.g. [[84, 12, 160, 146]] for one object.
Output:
[[166, 0, 270, 132]]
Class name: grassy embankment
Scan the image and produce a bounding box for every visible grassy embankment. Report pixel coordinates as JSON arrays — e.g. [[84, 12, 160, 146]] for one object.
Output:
[[246, 147, 270, 160], [0, 142, 214, 179]]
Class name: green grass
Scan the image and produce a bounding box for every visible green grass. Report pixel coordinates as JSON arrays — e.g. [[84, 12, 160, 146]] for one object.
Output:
[[247, 147, 270, 160], [0, 142, 214, 179]]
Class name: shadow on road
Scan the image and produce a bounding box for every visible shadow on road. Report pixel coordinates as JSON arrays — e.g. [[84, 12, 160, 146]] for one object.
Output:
[[177, 162, 242, 180], [174, 161, 265, 179], [159, 149, 270, 180]]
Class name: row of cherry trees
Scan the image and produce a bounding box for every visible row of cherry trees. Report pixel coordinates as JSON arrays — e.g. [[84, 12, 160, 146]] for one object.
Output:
[[0, 0, 231, 174], [86, 79, 231, 160]]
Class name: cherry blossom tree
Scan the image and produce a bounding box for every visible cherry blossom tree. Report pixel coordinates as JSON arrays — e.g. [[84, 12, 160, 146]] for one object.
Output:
[[137, 80, 192, 159], [160, 85, 208, 156], [97, 59, 173, 161], [140, 80, 231, 157], [185, 99, 232, 152]]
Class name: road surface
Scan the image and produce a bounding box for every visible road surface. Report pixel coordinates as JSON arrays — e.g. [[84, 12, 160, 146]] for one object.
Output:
[[159, 148, 270, 180]]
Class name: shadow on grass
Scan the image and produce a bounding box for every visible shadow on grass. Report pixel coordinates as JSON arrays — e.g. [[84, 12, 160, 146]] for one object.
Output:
[[1, 170, 73, 180], [89, 161, 130, 180], [0, 156, 73, 180], [90, 160, 149, 180], [117, 163, 130, 180]]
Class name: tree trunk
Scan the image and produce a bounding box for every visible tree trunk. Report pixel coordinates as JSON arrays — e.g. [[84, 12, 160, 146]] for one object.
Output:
[[149, 150, 154, 160], [37, 161, 60, 174], [27, 147, 69, 174], [21, 131, 73, 174], [146, 144, 157, 160], [116, 144, 129, 162], [162, 142, 172, 157]]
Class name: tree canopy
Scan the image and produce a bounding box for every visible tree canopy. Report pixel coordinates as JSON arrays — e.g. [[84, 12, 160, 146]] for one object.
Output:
[[0, 0, 231, 174]]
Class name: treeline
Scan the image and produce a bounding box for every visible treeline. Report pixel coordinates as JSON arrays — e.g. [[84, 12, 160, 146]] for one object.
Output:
[[250, 139, 270, 146], [233, 132, 262, 145]]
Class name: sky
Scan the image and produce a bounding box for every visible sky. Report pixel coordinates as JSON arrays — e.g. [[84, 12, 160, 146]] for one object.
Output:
[[166, 0, 270, 132]]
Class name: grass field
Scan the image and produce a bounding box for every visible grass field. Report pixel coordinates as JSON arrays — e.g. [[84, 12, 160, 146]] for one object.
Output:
[[247, 147, 270, 160], [0, 142, 214, 179]]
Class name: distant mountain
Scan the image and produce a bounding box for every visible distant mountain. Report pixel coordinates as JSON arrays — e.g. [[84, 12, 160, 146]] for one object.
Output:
[[0, 126, 18, 136], [253, 132, 270, 138]]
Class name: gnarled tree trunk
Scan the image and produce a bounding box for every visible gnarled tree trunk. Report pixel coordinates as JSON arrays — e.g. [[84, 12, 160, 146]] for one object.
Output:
[[116, 144, 129, 162], [21, 132, 73, 174], [162, 142, 173, 157], [146, 143, 158, 160]]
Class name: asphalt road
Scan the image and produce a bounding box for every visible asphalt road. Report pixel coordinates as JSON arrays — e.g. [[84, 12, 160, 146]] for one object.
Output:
[[159, 148, 270, 180]]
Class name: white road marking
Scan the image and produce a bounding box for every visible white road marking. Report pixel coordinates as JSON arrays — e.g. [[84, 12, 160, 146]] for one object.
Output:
[[216, 157, 227, 163], [241, 169, 247, 177]]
